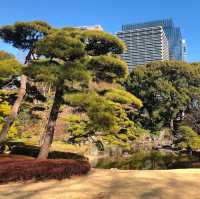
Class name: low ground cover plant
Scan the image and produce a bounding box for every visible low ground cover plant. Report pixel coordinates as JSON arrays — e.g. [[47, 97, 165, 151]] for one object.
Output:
[[0, 158, 90, 183]]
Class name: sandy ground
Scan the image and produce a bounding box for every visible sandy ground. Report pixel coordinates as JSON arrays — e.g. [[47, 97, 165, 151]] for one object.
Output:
[[0, 169, 200, 199]]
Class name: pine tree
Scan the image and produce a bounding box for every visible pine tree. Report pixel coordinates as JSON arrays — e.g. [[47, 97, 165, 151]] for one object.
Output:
[[0, 51, 22, 142], [24, 28, 129, 159], [0, 21, 52, 143]]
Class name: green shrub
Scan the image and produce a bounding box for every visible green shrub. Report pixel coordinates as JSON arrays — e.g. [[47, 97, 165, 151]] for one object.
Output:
[[0, 101, 18, 139], [0, 101, 11, 115], [64, 89, 146, 148], [65, 114, 88, 137], [176, 125, 200, 151]]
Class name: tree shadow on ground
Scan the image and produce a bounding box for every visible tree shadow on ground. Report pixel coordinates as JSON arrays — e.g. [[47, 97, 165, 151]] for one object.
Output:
[[0, 170, 200, 199]]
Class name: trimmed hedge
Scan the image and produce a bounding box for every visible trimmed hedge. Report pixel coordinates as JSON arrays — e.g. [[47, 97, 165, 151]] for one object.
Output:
[[0, 159, 90, 183], [168, 161, 200, 169], [10, 145, 87, 160], [0, 142, 87, 160]]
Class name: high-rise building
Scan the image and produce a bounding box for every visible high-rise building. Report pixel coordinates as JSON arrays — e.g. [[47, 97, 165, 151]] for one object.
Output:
[[117, 19, 186, 69], [117, 26, 169, 69]]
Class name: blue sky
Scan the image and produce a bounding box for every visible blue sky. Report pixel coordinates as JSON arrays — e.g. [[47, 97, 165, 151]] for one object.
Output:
[[0, 0, 199, 62]]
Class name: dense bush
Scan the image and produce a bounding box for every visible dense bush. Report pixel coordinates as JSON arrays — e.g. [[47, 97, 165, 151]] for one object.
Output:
[[0, 159, 90, 183], [0, 101, 18, 139], [175, 125, 200, 150]]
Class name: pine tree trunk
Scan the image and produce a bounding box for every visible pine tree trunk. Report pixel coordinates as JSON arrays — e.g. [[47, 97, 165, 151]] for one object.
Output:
[[0, 75, 27, 143], [0, 49, 34, 144], [37, 83, 64, 159]]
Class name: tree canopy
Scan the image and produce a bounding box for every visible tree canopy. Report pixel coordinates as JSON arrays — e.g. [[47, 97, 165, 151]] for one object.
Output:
[[0, 51, 22, 87], [0, 21, 52, 50], [175, 125, 200, 151], [0, 21, 53, 63], [22, 26, 139, 159], [64, 88, 145, 149], [126, 61, 200, 132]]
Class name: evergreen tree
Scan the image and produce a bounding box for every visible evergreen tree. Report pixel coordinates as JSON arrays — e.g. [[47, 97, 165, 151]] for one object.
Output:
[[0, 51, 22, 142], [0, 21, 52, 143], [126, 61, 200, 132], [24, 28, 130, 159], [64, 87, 144, 149], [175, 125, 200, 151]]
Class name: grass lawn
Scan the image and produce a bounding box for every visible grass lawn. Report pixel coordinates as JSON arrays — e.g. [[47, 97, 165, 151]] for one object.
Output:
[[0, 169, 200, 199]]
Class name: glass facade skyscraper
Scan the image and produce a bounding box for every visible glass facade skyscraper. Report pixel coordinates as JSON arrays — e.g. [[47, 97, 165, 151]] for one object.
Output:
[[118, 19, 186, 69], [117, 26, 169, 70]]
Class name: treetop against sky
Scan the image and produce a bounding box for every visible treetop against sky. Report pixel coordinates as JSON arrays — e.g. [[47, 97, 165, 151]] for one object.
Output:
[[0, 0, 199, 62]]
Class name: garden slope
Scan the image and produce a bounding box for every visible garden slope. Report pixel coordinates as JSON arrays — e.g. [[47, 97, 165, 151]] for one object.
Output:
[[0, 169, 200, 199]]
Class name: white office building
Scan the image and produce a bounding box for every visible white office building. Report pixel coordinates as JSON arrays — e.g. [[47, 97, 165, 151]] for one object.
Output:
[[117, 26, 169, 69]]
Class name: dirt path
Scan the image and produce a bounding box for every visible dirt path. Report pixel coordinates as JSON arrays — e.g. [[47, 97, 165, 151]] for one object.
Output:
[[0, 169, 200, 199]]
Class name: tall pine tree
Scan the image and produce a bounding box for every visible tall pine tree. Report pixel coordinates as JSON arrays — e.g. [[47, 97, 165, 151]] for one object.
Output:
[[0, 21, 52, 143], [24, 28, 128, 159]]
